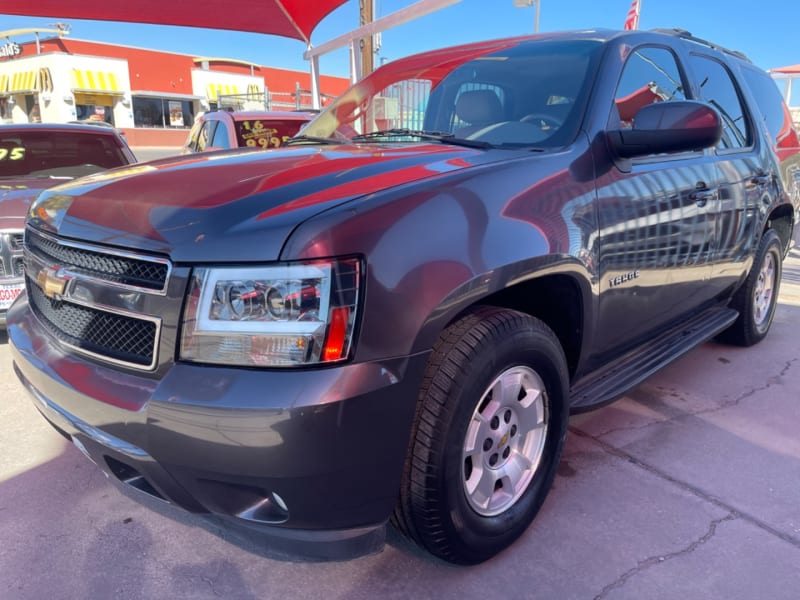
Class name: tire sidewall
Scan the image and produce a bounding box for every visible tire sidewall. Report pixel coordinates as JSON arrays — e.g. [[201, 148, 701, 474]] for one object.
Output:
[[750, 230, 782, 339], [436, 321, 568, 561]]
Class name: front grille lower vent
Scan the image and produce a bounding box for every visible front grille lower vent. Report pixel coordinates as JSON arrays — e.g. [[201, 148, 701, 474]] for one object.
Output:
[[9, 233, 24, 251], [27, 276, 157, 367], [26, 229, 168, 291]]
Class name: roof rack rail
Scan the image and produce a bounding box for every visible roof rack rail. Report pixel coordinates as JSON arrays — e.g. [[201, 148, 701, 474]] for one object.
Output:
[[648, 28, 751, 63]]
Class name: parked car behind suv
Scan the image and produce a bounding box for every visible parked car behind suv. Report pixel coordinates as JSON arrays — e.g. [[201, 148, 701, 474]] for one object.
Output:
[[8, 28, 800, 564], [0, 123, 135, 326], [182, 109, 314, 153]]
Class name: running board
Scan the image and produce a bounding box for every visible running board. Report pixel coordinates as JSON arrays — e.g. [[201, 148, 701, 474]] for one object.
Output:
[[569, 306, 739, 412]]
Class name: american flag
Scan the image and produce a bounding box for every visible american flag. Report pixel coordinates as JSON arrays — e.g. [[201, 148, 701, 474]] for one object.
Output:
[[623, 0, 641, 30]]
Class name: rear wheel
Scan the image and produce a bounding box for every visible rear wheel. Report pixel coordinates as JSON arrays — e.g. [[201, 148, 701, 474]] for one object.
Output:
[[392, 307, 569, 564], [718, 229, 782, 346]]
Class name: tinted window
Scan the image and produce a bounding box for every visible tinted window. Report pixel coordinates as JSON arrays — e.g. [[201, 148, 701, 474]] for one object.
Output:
[[612, 46, 686, 128], [689, 54, 751, 149], [302, 39, 602, 148], [0, 131, 128, 178], [741, 65, 792, 146]]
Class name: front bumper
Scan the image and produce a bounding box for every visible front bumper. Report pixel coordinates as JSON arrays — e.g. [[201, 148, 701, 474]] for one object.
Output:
[[8, 294, 429, 560]]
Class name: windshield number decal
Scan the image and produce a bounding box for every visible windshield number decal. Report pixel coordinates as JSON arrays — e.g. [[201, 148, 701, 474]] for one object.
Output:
[[0, 147, 25, 161], [241, 121, 288, 148]]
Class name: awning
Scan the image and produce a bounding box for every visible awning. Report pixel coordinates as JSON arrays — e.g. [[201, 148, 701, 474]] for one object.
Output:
[[206, 83, 240, 101], [0, 1, 348, 45], [0, 74, 7, 95], [9, 70, 39, 93], [71, 69, 123, 94], [131, 90, 203, 101]]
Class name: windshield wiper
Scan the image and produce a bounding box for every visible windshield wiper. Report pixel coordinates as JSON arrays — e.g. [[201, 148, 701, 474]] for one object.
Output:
[[283, 135, 349, 146], [351, 128, 492, 149]]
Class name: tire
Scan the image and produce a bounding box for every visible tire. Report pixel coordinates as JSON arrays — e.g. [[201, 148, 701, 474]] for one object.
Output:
[[392, 306, 569, 564], [718, 228, 783, 346]]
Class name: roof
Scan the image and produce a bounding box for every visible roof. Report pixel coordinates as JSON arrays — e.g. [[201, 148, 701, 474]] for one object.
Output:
[[0, 0, 347, 44], [0, 122, 120, 135]]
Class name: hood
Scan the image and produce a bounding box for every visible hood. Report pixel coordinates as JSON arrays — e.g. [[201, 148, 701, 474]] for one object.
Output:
[[28, 144, 498, 262], [0, 178, 63, 231]]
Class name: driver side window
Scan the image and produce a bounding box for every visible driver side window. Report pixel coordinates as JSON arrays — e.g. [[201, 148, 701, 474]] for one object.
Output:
[[612, 47, 687, 129]]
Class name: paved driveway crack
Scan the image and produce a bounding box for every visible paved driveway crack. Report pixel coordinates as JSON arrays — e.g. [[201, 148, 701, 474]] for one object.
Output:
[[569, 426, 800, 550], [592, 514, 736, 600], [693, 358, 797, 416]]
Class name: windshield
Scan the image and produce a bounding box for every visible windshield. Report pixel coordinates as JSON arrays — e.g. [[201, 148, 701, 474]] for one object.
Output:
[[299, 39, 602, 149], [0, 130, 129, 179]]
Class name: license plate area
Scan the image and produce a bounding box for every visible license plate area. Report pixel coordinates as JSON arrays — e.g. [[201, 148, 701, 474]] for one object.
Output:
[[0, 282, 23, 310]]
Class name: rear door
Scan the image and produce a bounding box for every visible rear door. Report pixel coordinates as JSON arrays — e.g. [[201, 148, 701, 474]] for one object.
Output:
[[685, 52, 764, 294]]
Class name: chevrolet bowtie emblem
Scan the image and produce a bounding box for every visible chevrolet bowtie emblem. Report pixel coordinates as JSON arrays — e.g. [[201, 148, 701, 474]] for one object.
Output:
[[36, 266, 71, 300]]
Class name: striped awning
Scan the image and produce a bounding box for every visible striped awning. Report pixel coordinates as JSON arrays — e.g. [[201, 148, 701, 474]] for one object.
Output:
[[9, 70, 39, 93], [206, 83, 240, 101], [0, 74, 7, 95], [71, 69, 123, 94]]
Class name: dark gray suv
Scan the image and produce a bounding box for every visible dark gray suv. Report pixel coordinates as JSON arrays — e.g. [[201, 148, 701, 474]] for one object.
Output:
[[9, 28, 800, 564]]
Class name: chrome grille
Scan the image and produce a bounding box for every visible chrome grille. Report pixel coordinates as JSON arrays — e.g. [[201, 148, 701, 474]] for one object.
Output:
[[27, 275, 157, 367], [26, 228, 169, 292], [0, 229, 24, 282], [23, 227, 170, 370]]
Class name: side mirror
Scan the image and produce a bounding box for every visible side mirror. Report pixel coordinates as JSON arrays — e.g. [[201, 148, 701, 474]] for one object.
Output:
[[607, 100, 722, 159]]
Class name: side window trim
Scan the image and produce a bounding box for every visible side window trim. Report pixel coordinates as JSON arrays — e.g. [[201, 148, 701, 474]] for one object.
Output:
[[688, 52, 755, 155]]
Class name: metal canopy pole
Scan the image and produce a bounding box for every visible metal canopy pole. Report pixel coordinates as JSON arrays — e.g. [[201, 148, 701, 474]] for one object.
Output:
[[304, 0, 463, 105]]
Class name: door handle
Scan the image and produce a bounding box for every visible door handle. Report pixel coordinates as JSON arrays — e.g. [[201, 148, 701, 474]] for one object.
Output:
[[689, 188, 718, 207]]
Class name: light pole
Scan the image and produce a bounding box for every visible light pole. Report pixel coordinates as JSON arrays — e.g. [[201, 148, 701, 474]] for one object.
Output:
[[513, 0, 541, 33]]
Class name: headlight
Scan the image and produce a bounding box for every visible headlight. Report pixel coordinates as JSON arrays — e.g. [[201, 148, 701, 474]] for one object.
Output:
[[180, 258, 360, 367]]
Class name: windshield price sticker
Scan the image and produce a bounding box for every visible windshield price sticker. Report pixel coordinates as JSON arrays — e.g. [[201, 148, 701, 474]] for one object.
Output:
[[241, 121, 286, 148], [0, 147, 25, 161], [0, 283, 24, 309]]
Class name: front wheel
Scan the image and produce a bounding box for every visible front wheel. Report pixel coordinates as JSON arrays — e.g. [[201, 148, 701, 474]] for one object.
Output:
[[392, 307, 569, 564], [718, 229, 783, 347]]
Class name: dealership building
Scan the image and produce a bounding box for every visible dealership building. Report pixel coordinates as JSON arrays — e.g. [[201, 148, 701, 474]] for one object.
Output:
[[0, 32, 349, 146]]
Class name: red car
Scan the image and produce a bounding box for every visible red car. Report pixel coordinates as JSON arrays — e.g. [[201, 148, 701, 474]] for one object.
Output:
[[0, 123, 136, 326], [182, 109, 314, 153]]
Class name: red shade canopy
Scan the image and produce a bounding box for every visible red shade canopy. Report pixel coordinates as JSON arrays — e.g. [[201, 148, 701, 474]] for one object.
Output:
[[0, 0, 348, 44], [772, 64, 800, 75]]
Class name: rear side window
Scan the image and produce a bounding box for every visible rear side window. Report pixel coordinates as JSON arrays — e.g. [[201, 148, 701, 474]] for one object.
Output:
[[689, 54, 751, 149], [741, 65, 794, 147], [210, 121, 232, 149], [197, 121, 216, 152]]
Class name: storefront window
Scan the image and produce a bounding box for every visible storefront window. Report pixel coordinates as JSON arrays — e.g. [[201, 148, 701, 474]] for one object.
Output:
[[25, 96, 41, 123], [132, 97, 194, 128], [0, 98, 11, 122], [76, 104, 113, 124]]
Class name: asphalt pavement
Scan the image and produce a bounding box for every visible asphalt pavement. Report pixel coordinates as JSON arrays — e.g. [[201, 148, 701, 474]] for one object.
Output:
[[1, 227, 799, 598]]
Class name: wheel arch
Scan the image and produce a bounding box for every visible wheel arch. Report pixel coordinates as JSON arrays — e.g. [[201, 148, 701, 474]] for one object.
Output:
[[411, 257, 593, 381], [765, 204, 794, 255]]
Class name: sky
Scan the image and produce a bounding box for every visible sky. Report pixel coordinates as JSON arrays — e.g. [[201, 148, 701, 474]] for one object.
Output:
[[1, 0, 798, 80]]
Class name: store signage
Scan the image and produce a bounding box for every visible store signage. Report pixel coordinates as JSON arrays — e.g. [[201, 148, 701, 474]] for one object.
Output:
[[0, 42, 22, 58]]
